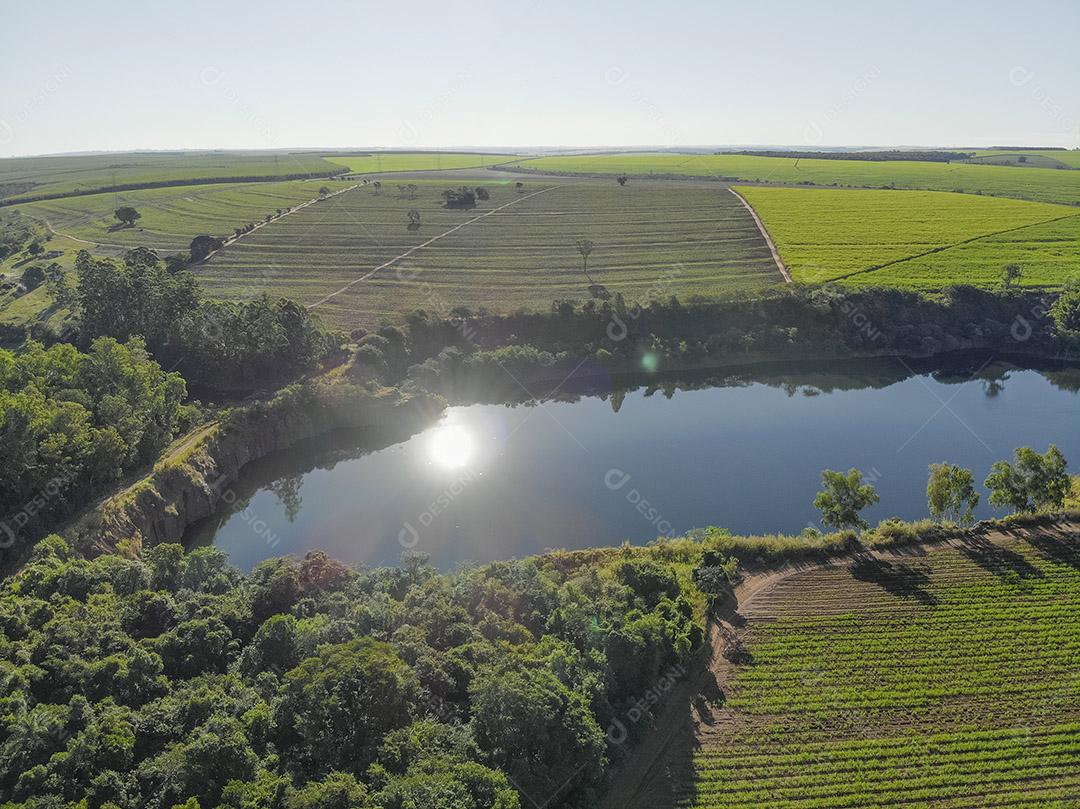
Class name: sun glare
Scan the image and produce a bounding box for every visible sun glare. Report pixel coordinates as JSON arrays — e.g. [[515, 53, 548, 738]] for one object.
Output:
[[428, 424, 474, 468]]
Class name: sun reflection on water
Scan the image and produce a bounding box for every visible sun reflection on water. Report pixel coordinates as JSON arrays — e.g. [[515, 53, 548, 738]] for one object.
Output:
[[428, 424, 474, 469]]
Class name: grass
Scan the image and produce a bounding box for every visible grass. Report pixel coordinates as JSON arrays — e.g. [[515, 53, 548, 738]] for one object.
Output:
[[324, 152, 518, 174], [512, 153, 1080, 206], [968, 150, 1080, 169], [0, 233, 86, 329], [734, 186, 1080, 289], [11, 178, 354, 256], [197, 177, 782, 328], [0, 151, 343, 204], [680, 533, 1080, 808]]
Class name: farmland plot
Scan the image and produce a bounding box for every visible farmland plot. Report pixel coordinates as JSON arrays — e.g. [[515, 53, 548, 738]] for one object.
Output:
[[324, 152, 518, 174], [735, 186, 1080, 288], [0, 151, 343, 203], [13, 179, 353, 256], [679, 534, 1080, 809], [515, 153, 1080, 206], [200, 178, 782, 328]]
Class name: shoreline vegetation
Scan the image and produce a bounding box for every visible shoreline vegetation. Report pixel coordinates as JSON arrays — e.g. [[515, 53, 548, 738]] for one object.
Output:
[[4, 276, 1077, 566]]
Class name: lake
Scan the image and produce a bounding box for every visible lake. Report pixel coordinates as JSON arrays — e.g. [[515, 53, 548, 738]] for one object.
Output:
[[186, 355, 1080, 570]]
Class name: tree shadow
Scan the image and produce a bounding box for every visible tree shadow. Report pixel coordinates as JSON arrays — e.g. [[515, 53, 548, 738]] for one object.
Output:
[[849, 556, 937, 605], [589, 283, 611, 300], [1026, 533, 1080, 570], [959, 539, 1044, 581]]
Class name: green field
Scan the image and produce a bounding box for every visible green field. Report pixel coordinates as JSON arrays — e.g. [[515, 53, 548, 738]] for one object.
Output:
[[514, 153, 1080, 206], [681, 534, 1080, 808], [12, 178, 354, 256], [735, 186, 1080, 288], [324, 152, 519, 174], [968, 150, 1080, 169], [0, 151, 344, 204], [199, 177, 782, 328]]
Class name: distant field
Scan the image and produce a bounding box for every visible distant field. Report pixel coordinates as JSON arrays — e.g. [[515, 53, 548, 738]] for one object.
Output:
[[324, 152, 518, 174], [736, 186, 1080, 288], [514, 153, 1080, 205], [0, 151, 344, 204], [679, 535, 1080, 808], [13, 178, 353, 255], [198, 177, 781, 328], [968, 149, 1080, 169]]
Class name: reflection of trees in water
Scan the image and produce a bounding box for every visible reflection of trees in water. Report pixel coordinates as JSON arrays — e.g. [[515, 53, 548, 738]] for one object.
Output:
[[269, 475, 303, 522], [1044, 369, 1080, 394], [561, 353, 1078, 411]]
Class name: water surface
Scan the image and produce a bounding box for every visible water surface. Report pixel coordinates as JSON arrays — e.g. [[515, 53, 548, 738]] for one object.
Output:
[[187, 357, 1080, 570]]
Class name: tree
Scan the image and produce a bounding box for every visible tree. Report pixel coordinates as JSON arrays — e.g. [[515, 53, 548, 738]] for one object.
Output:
[[617, 175, 629, 186], [164, 253, 188, 274], [470, 667, 605, 803], [43, 262, 74, 307], [189, 234, 223, 262], [1002, 263, 1023, 290], [275, 638, 417, 777], [1050, 288, 1080, 336], [475, 186, 490, 201], [575, 237, 595, 283], [114, 206, 141, 227], [985, 445, 1070, 514], [20, 263, 46, 290], [318, 186, 330, 198], [441, 187, 477, 209], [372, 181, 382, 196], [407, 208, 421, 230], [813, 468, 880, 531], [515, 181, 524, 192], [926, 463, 980, 524], [27, 239, 44, 257]]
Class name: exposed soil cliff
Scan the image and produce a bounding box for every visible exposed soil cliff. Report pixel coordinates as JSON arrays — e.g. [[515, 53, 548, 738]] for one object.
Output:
[[69, 378, 444, 557]]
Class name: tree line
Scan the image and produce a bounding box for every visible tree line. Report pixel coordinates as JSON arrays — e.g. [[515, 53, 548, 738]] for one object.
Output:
[[812, 445, 1072, 532]]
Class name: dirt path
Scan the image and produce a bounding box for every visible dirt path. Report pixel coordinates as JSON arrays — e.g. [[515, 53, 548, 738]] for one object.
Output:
[[728, 187, 791, 283], [44, 220, 128, 250], [306, 184, 561, 310], [602, 517, 1080, 809]]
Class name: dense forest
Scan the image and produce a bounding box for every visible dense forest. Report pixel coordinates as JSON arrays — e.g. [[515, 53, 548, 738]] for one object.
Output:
[[0, 534, 720, 808]]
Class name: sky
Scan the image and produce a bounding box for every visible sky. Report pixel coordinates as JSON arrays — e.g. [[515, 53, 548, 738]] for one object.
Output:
[[2, 0, 1079, 157]]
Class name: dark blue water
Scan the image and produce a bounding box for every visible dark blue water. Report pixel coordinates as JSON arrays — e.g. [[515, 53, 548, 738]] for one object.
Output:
[[188, 359, 1080, 570]]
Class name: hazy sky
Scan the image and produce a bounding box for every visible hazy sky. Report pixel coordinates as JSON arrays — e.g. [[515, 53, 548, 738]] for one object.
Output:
[[3, 0, 1079, 157]]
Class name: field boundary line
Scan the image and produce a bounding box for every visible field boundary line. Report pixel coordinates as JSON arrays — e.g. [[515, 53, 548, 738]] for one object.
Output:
[[728, 187, 791, 283], [828, 211, 1080, 283], [198, 182, 362, 263], [41, 182, 362, 258], [306, 184, 562, 310]]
